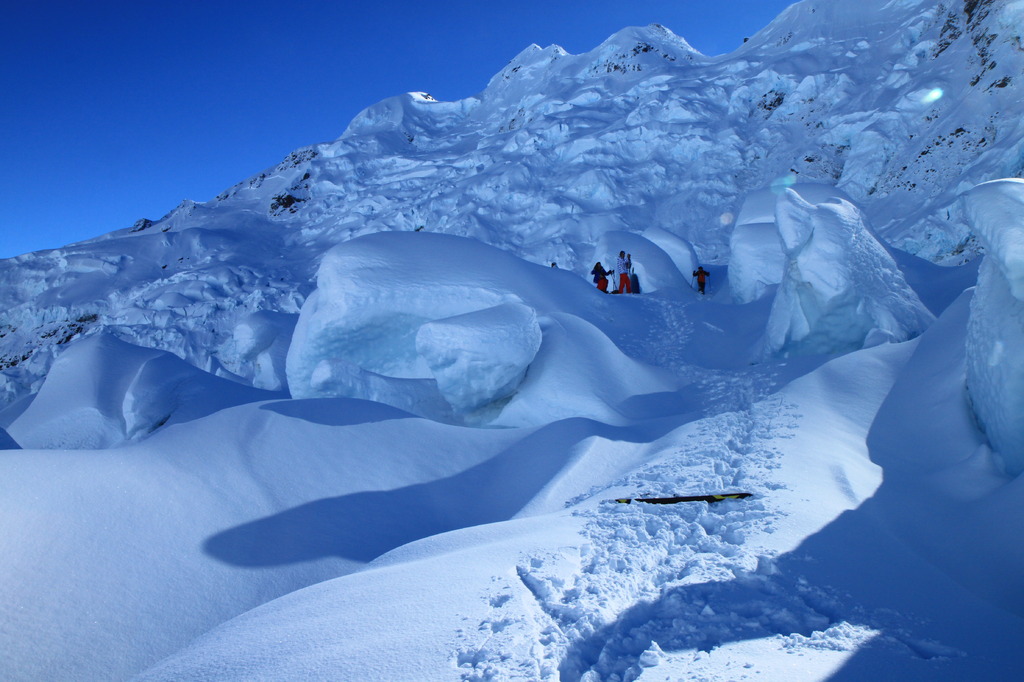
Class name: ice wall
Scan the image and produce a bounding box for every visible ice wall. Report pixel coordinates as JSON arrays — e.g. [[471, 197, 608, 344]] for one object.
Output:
[[761, 189, 933, 358], [729, 184, 856, 304], [963, 179, 1024, 475], [286, 233, 564, 419]]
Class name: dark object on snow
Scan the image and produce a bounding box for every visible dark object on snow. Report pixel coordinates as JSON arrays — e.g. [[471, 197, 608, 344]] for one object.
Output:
[[591, 262, 611, 292], [614, 492, 752, 504], [692, 266, 710, 294]]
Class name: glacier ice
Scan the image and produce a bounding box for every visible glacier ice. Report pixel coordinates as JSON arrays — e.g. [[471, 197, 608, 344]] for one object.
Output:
[[223, 311, 297, 392], [729, 184, 857, 304], [416, 303, 541, 414], [286, 233, 566, 418], [963, 179, 1024, 475], [761, 188, 933, 358]]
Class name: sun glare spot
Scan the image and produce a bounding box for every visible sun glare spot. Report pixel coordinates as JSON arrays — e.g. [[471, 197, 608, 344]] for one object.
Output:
[[922, 88, 944, 104], [770, 173, 798, 194]]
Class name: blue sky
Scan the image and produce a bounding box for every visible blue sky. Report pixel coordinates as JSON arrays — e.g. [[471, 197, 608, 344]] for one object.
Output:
[[1, 0, 795, 259]]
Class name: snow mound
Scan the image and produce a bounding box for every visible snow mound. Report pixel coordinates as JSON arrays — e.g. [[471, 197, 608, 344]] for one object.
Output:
[[286, 231, 677, 424], [6, 334, 279, 448], [762, 189, 933, 358], [287, 232, 624, 421], [963, 179, 1024, 475], [729, 184, 856, 304], [492, 312, 678, 427], [416, 303, 541, 413]]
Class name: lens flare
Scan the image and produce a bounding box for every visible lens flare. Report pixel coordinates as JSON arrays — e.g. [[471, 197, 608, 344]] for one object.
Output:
[[770, 172, 798, 194], [719, 212, 735, 226], [922, 87, 944, 104]]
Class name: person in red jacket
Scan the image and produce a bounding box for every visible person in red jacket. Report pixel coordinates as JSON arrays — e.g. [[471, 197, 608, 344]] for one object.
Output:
[[591, 262, 611, 292], [693, 266, 710, 294]]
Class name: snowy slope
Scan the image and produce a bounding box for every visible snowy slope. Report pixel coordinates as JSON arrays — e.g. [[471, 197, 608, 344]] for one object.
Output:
[[1, 0, 1024, 680]]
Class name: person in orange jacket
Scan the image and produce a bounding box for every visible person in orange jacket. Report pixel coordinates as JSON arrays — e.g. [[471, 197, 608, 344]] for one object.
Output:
[[693, 266, 710, 294]]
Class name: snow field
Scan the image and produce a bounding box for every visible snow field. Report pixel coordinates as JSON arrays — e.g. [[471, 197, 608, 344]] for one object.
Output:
[[3, 2, 1024, 679]]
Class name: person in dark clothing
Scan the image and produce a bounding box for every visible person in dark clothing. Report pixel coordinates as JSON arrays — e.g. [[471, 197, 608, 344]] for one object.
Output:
[[591, 262, 611, 292], [693, 266, 710, 294]]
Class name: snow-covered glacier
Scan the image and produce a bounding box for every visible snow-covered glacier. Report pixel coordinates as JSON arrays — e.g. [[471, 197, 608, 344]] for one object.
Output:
[[3, 1, 1024, 680], [761, 187, 933, 358], [963, 178, 1024, 475]]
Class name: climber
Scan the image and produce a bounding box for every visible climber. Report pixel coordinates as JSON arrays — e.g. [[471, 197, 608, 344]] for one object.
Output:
[[693, 266, 710, 295], [591, 262, 611, 292], [616, 251, 632, 294]]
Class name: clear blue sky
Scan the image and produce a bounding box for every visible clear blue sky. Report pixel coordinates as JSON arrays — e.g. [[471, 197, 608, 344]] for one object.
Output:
[[1, 0, 795, 259]]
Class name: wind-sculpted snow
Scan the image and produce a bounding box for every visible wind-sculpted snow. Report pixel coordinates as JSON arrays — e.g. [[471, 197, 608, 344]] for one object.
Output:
[[729, 183, 855, 304], [5, 334, 281, 449], [761, 189, 934, 358], [286, 231, 680, 424], [963, 179, 1024, 475]]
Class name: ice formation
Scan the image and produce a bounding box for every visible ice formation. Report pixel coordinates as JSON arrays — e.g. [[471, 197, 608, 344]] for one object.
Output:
[[223, 311, 296, 391], [729, 184, 856, 304], [416, 303, 541, 413], [963, 179, 1024, 475], [287, 232, 594, 420], [761, 189, 933, 358]]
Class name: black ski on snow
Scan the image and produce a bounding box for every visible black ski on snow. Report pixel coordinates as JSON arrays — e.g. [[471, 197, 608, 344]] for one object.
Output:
[[614, 493, 752, 505]]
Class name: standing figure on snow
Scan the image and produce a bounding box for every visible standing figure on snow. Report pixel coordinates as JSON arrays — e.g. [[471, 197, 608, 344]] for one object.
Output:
[[693, 266, 710, 295], [591, 262, 611, 292], [616, 251, 632, 294], [627, 253, 641, 294]]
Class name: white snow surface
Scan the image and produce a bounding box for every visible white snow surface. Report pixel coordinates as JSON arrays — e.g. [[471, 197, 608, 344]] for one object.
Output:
[[1, 1, 1024, 680], [729, 183, 856, 303], [963, 179, 1024, 475], [762, 188, 934, 358]]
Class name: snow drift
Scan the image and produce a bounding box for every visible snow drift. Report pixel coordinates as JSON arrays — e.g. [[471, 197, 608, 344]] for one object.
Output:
[[6, 334, 278, 449]]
